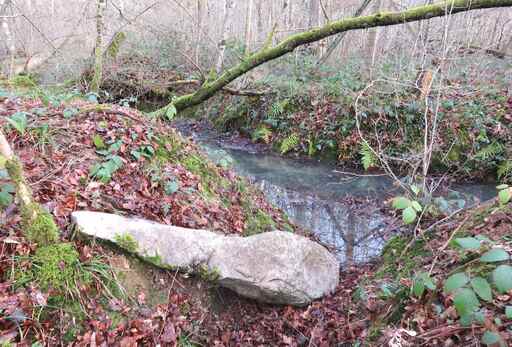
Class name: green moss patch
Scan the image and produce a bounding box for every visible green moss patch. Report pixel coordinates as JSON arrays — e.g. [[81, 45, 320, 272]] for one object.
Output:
[[21, 243, 87, 292], [114, 233, 139, 253], [376, 235, 428, 279], [22, 203, 60, 245]]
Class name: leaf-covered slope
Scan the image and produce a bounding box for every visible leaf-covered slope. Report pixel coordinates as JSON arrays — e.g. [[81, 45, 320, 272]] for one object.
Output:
[[0, 95, 292, 236]]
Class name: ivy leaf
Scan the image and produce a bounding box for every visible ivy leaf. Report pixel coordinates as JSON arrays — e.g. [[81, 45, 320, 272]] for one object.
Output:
[[0, 189, 13, 207], [444, 272, 469, 293], [493, 265, 512, 293], [92, 134, 106, 150], [402, 206, 417, 225], [480, 248, 510, 263], [164, 180, 180, 195], [481, 331, 505, 347], [505, 306, 512, 319], [392, 197, 410, 210], [131, 150, 142, 160], [63, 107, 79, 119], [453, 288, 480, 317], [6, 112, 28, 135], [470, 277, 493, 302], [454, 237, 481, 250], [498, 188, 511, 205]]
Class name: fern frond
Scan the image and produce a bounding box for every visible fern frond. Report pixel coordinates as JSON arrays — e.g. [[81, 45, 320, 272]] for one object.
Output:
[[475, 142, 504, 161], [280, 133, 299, 155], [268, 102, 284, 118], [252, 126, 273, 144], [497, 160, 512, 180], [360, 141, 378, 171]]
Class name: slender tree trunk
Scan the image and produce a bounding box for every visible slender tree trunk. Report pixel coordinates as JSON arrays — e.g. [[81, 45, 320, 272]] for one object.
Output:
[[366, 0, 382, 79], [308, 0, 321, 54], [195, 0, 205, 65], [90, 0, 106, 94], [216, 0, 232, 74], [1, 0, 15, 79], [151, 0, 512, 116], [315, 0, 373, 66], [244, 0, 254, 54], [256, 0, 263, 44]]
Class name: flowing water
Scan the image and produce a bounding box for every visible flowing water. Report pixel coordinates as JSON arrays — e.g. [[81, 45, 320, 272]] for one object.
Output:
[[179, 126, 498, 265]]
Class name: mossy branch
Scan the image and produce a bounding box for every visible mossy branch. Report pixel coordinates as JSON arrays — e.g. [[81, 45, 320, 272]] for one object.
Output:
[[152, 0, 512, 117], [0, 130, 59, 245]]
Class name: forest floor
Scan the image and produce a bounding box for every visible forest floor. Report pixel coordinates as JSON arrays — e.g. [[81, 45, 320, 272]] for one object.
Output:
[[0, 91, 511, 346]]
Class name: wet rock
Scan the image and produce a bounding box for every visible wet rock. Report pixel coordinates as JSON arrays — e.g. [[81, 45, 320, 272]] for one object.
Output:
[[72, 211, 339, 306]]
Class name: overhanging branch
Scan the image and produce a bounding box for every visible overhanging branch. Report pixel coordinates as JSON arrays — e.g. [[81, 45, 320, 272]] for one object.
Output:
[[152, 0, 512, 116]]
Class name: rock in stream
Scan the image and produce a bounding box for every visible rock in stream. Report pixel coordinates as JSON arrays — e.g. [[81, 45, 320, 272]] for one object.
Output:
[[72, 211, 339, 306]]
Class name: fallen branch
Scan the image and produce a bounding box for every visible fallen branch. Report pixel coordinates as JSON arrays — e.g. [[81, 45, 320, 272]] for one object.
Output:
[[166, 79, 270, 97]]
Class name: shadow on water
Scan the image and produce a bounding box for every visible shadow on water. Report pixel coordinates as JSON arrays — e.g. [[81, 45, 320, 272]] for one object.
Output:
[[180, 126, 498, 265]]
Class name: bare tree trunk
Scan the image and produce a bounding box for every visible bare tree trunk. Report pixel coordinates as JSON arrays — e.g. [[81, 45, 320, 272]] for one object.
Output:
[[1, 0, 15, 79], [366, 0, 382, 79], [195, 0, 206, 65], [256, 0, 263, 44], [0, 130, 59, 245], [90, 0, 106, 94], [244, 0, 254, 54], [315, 0, 373, 66], [150, 0, 512, 116], [216, 0, 232, 74], [308, 0, 321, 54]]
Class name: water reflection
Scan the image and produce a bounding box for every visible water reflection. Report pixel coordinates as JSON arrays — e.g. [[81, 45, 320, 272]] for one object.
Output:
[[199, 144, 497, 265], [256, 180, 393, 264]]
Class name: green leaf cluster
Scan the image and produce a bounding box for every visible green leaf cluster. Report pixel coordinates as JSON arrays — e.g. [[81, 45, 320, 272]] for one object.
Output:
[[497, 184, 511, 205], [0, 183, 15, 207], [89, 155, 124, 183], [6, 111, 28, 135], [392, 196, 422, 225], [441, 240, 512, 331]]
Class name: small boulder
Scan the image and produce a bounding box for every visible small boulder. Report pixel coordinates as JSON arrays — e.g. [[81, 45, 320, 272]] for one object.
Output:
[[72, 211, 339, 306]]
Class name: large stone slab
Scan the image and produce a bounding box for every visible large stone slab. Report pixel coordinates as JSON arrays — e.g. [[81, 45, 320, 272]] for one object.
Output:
[[71, 211, 339, 306]]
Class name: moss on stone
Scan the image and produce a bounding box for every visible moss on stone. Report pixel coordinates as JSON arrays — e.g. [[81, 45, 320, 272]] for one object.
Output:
[[197, 264, 220, 282], [114, 233, 139, 253], [142, 252, 176, 270]]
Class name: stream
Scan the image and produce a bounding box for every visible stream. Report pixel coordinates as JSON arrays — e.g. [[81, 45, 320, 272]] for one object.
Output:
[[177, 124, 498, 265]]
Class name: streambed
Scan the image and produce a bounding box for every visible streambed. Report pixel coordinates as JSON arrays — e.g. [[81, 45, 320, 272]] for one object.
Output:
[[177, 124, 498, 265]]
